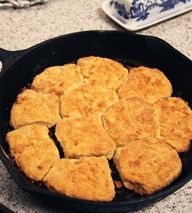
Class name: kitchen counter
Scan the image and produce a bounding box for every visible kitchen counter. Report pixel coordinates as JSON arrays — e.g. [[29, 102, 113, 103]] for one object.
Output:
[[0, 0, 192, 212]]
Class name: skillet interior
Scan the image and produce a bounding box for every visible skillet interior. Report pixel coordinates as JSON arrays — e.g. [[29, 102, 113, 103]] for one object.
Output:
[[0, 31, 192, 213]]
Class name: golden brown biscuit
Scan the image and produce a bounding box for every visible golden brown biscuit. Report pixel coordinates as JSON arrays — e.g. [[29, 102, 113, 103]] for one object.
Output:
[[10, 89, 61, 129], [60, 83, 118, 118], [154, 97, 192, 152], [43, 156, 115, 201], [6, 124, 60, 181], [77, 56, 128, 90], [102, 97, 156, 147], [31, 64, 83, 96], [118, 66, 172, 103], [113, 137, 182, 195], [55, 114, 116, 159]]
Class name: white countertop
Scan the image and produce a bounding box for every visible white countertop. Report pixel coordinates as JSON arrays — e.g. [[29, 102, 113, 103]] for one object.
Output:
[[0, 0, 192, 212]]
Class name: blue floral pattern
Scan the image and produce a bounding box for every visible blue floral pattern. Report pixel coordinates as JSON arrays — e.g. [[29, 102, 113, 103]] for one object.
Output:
[[110, 0, 192, 21]]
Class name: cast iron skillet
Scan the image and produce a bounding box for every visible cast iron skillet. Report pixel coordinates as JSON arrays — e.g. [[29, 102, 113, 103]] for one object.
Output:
[[0, 31, 192, 213]]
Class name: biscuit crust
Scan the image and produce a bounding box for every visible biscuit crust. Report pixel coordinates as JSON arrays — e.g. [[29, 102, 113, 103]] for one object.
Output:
[[32, 64, 83, 96], [113, 137, 182, 195], [43, 156, 115, 201], [118, 66, 172, 103], [7, 56, 191, 199], [6, 124, 60, 181], [77, 56, 128, 90], [154, 97, 192, 152], [10, 89, 61, 129], [60, 83, 118, 118], [102, 97, 156, 147], [55, 114, 116, 159]]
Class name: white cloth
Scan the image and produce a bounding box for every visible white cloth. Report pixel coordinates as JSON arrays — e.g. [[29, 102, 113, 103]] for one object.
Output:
[[0, 0, 47, 8]]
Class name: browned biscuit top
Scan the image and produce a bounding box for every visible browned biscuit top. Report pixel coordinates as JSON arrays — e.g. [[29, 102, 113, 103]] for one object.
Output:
[[77, 56, 128, 90], [60, 83, 118, 118], [102, 97, 156, 147], [154, 97, 192, 152], [10, 89, 61, 129], [118, 66, 172, 103], [7, 56, 191, 199], [6, 124, 60, 181], [113, 137, 182, 195], [55, 114, 116, 159], [43, 156, 115, 201], [32, 64, 83, 96]]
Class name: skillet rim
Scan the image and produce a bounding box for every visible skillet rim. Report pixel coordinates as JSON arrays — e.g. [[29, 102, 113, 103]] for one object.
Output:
[[0, 30, 192, 76]]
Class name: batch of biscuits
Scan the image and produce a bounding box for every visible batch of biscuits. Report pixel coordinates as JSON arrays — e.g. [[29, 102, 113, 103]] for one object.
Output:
[[6, 56, 192, 201]]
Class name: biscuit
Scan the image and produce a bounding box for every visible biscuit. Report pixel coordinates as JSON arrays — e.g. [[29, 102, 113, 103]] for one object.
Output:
[[55, 114, 116, 159], [118, 66, 172, 103], [154, 97, 192, 152], [113, 137, 182, 195], [60, 83, 118, 118], [77, 56, 128, 90], [32, 64, 83, 96], [6, 124, 60, 181], [43, 156, 115, 201], [10, 89, 61, 129], [102, 97, 156, 147]]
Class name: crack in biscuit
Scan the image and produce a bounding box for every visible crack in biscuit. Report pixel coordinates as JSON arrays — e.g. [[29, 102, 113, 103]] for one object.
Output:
[[6, 124, 60, 181]]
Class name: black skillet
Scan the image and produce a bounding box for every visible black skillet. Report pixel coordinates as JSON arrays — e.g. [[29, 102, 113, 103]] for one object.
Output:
[[0, 31, 192, 213]]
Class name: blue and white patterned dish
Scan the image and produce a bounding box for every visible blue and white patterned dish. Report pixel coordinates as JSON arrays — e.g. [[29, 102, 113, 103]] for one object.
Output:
[[101, 0, 192, 31]]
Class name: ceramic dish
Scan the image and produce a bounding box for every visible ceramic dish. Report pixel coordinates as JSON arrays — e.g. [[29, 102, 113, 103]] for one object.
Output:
[[101, 0, 192, 31]]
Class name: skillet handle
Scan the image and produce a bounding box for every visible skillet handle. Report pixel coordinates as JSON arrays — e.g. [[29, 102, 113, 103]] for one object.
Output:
[[0, 47, 27, 77]]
